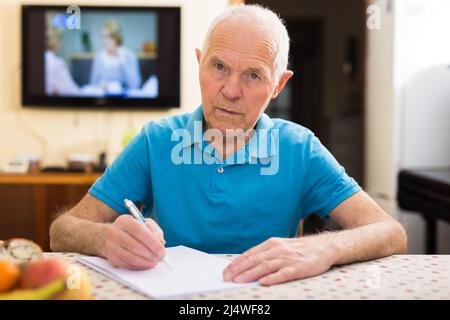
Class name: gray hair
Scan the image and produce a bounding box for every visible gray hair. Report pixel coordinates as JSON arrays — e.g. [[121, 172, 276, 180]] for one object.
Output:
[[202, 4, 290, 80]]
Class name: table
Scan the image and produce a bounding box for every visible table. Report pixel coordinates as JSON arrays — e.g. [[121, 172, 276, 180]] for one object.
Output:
[[45, 253, 450, 300], [397, 168, 450, 253]]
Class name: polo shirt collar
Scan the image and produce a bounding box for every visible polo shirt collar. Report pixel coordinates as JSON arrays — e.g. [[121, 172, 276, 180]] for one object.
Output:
[[247, 112, 277, 160], [183, 105, 204, 147], [183, 105, 277, 160]]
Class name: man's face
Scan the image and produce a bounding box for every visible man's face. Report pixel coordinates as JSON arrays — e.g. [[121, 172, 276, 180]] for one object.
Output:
[[197, 20, 290, 133]]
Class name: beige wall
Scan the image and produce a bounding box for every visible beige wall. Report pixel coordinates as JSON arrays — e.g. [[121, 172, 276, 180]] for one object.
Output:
[[0, 0, 228, 167]]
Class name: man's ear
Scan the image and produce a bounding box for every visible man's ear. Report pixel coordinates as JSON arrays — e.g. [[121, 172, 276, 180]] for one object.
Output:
[[272, 70, 294, 99], [195, 48, 202, 65]]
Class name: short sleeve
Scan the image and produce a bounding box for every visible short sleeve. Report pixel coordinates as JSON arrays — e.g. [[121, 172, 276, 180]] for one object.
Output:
[[88, 128, 152, 214], [300, 135, 361, 219]]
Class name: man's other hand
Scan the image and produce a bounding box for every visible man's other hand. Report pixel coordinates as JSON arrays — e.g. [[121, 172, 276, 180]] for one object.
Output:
[[223, 236, 340, 286]]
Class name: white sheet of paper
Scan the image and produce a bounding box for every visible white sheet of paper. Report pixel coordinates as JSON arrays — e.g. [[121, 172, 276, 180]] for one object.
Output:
[[76, 245, 257, 299]]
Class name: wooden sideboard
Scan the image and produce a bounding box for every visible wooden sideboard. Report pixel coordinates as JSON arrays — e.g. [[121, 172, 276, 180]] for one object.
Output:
[[0, 172, 101, 251]]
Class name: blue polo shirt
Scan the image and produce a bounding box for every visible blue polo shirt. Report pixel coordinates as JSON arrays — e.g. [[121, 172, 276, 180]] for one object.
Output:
[[89, 106, 361, 253]]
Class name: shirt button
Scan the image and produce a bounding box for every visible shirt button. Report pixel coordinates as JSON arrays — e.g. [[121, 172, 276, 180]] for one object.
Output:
[[217, 166, 224, 174]]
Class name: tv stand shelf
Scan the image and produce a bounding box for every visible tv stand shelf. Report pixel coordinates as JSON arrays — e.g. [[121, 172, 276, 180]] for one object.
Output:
[[0, 172, 101, 185]]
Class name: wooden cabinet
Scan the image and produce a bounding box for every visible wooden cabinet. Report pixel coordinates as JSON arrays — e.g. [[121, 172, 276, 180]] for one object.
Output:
[[0, 173, 100, 251]]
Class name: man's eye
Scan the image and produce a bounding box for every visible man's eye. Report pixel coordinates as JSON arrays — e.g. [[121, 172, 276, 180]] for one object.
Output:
[[249, 72, 260, 80], [215, 63, 224, 71]]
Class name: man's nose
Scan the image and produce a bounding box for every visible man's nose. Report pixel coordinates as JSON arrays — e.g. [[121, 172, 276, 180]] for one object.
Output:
[[221, 75, 242, 101]]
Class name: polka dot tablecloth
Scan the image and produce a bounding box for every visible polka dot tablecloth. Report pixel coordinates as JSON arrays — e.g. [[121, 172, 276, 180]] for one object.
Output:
[[44, 253, 450, 300]]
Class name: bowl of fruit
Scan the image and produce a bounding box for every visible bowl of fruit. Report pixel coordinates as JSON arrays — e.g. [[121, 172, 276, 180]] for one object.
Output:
[[0, 238, 92, 300]]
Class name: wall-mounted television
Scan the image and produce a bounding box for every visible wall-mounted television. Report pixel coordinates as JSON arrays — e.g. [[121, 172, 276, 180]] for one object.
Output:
[[22, 5, 180, 109]]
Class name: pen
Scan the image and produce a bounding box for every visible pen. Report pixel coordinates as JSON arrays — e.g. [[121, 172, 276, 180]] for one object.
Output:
[[123, 199, 174, 270]]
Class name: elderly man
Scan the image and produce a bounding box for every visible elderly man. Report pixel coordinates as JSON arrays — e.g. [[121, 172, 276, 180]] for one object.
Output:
[[50, 5, 407, 286]]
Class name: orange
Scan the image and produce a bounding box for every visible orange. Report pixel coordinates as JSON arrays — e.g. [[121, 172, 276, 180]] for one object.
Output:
[[0, 260, 20, 292]]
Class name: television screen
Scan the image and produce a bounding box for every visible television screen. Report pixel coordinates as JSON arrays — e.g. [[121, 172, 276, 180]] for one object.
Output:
[[22, 5, 180, 108]]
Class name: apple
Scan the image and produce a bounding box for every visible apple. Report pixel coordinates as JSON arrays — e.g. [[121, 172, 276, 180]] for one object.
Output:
[[20, 258, 92, 300], [20, 259, 68, 289]]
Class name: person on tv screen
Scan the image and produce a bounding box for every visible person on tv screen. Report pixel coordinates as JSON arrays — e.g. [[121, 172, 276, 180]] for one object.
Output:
[[45, 27, 80, 96], [89, 20, 142, 94]]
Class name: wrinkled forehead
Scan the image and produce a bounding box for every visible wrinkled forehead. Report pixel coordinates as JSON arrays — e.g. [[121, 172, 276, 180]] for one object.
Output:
[[206, 18, 277, 69]]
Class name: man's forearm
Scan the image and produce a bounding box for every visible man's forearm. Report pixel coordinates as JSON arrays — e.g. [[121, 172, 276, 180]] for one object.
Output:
[[49, 213, 108, 256], [318, 220, 407, 266]]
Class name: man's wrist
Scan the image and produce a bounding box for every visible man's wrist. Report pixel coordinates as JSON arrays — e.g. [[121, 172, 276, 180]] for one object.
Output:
[[316, 232, 346, 266], [327, 235, 345, 266], [93, 223, 109, 258]]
